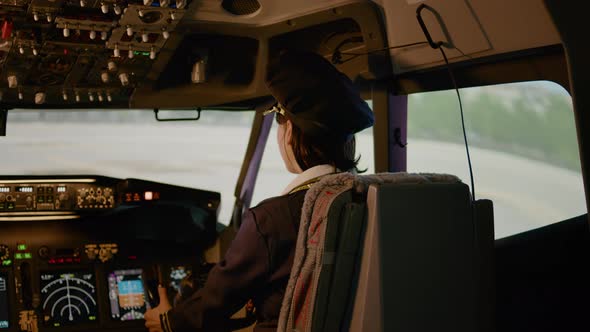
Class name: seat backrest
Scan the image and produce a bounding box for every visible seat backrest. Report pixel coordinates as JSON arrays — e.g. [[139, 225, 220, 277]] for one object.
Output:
[[277, 173, 494, 332], [349, 182, 494, 332]]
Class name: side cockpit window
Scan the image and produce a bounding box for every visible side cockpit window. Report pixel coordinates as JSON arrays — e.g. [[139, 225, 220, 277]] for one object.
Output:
[[407, 81, 586, 238]]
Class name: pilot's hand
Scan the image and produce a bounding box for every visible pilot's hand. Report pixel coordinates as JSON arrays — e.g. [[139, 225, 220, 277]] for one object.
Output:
[[144, 285, 172, 332]]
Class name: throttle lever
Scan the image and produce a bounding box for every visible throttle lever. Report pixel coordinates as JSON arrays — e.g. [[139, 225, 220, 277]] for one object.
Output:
[[143, 264, 162, 308]]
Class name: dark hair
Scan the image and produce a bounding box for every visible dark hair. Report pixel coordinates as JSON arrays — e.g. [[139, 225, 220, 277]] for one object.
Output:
[[279, 113, 363, 172]]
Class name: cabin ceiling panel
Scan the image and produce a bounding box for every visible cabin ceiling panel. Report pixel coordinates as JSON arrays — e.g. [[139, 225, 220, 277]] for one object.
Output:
[[373, 0, 562, 73], [378, 0, 492, 72], [183, 0, 363, 26]]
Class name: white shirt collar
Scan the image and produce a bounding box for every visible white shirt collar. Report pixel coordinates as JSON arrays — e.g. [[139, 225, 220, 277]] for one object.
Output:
[[281, 164, 337, 195]]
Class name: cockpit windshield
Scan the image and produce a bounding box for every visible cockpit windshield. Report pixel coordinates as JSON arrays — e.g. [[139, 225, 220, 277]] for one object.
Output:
[[1, 110, 253, 224]]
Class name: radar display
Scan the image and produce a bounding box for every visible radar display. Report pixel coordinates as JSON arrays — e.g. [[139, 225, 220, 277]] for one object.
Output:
[[40, 271, 97, 327]]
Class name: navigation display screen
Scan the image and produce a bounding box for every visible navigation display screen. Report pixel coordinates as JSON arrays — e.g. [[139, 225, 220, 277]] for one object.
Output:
[[169, 266, 191, 292], [0, 272, 9, 329], [107, 269, 151, 321], [40, 271, 98, 327]]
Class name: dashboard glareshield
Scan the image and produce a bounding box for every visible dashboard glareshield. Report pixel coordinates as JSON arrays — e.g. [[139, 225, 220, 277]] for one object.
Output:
[[40, 271, 98, 327], [107, 269, 151, 321], [0, 272, 9, 329]]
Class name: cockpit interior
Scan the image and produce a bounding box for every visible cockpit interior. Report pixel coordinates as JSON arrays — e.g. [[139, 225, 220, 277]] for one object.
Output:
[[1, 0, 589, 331]]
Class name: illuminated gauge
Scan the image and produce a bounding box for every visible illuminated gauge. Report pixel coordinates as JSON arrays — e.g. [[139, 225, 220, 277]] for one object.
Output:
[[1, 272, 9, 329], [0, 245, 9, 261], [169, 266, 191, 292], [40, 272, 98, 326], [107, 269, 150, 321]]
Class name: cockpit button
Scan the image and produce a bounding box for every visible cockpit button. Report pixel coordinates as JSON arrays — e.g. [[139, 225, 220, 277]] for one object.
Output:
[[38, 246, 50, 259]]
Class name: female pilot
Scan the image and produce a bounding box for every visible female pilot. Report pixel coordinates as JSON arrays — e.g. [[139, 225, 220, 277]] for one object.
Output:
[[144, 50, 374, 332]]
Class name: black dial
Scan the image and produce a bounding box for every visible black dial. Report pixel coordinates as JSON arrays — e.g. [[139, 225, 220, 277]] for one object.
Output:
[[0, 245, 9, 261]]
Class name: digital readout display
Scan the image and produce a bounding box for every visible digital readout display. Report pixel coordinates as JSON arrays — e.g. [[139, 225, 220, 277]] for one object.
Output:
[[57, 186, 67, 193], [170, 266, 191, 292], [16, 186, 33, 193], [0, 272, 10, 329], [0, 188, 9, 193], [107, 269, 150, 321]]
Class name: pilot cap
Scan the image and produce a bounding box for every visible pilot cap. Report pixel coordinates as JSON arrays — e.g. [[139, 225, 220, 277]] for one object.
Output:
[[265, 50, 374, 141]]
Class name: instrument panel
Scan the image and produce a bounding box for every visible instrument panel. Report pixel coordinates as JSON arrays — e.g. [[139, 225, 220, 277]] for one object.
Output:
[[0, 0, 192, 107], [0, 175, 220, 332], [0, 182, 115, 213]]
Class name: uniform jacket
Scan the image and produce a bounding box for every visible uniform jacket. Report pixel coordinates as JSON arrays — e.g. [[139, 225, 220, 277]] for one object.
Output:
[[167, 190, 306, 332], [166, 165, 337, 332]]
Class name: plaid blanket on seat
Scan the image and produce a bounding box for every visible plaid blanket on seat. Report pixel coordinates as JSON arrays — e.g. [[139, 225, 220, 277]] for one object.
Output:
[[278, 172, 461, 332]]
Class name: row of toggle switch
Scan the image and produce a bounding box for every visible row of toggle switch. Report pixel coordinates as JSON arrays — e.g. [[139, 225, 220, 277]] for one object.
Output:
[[0, 89, 115, 104]]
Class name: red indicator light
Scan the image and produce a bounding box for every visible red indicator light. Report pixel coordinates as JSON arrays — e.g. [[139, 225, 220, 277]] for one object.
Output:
[[133, 193, 141, 202], [65, 257, 73, 263], [74, 258, 81, 263], [1, 20, 13, 40], [153, 192, 160, 200], [48, 258, 56, 264], [125, 193, 132, 202], [128, 255, 137, 260], [144, 191, 153, 201], [57, 258, 64, 263]]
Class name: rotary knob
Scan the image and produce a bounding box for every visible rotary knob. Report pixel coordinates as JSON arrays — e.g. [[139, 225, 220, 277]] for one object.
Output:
[[0, 244, 10, 261], [98, 247, 113, 262], [85, 244, 99, 260], [38, 246, 50, 259], [25, 196, 33, 209]]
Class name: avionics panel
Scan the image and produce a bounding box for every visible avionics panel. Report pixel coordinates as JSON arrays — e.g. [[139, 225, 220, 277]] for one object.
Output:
[[0, 272, 8, 329], [107, 269, 150, 321], [0, 175, 221, 331], [0, 181, 116, 213], [40, 271, 98, 327]]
